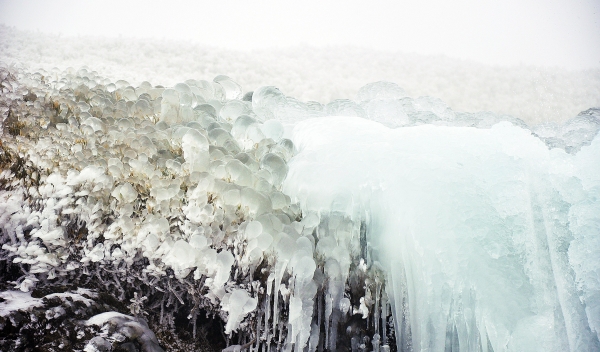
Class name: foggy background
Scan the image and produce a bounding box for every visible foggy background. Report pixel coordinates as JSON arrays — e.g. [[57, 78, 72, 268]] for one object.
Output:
[[1, 0, 599, 124]]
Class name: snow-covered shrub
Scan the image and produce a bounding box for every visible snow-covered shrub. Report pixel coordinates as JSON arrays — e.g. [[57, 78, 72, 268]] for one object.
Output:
[[0, 64, 394, 351]]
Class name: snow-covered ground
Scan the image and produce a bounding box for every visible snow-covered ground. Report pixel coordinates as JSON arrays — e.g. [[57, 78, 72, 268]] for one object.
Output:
[[1, 25, 599, 352]]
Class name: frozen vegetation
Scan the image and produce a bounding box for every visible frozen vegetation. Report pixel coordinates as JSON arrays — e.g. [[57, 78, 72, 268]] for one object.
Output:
[[0, 65, 392, 351], [0, 36, 599, 351]]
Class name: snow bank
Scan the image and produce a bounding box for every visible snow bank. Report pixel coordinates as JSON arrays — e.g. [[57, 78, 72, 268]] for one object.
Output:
[[0, 289, 95, 317], [0, 291, 43, 317]]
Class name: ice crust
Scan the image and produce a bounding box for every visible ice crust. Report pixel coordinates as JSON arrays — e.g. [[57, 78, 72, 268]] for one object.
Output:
[[284, 116, 600, 351], [1, 63, 599, 351]]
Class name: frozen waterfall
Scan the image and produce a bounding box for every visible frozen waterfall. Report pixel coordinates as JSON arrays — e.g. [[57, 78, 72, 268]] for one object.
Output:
[[284, 116, 600, 351]]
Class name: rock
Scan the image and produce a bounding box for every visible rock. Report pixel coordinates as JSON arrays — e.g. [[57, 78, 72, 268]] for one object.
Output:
[[87, 336, 112, 351]]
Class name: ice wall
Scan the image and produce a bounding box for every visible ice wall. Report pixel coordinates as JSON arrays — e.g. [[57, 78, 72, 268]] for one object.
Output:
[[284, 116, 600, 351]]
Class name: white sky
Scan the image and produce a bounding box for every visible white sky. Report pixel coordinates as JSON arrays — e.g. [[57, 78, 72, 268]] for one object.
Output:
[[0, 0, 599, 69]]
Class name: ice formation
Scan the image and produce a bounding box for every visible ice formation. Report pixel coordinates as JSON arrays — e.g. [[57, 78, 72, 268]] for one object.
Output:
[[285, 115, 600, 351], [0, 63, 599, 352], [0, 65, 388, 351]]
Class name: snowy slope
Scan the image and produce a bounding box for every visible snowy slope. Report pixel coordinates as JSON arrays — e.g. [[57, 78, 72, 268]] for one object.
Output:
[[1, 25, 599, 125]]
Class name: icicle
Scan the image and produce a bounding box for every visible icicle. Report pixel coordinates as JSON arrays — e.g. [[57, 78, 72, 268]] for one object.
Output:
[[372, 333, 380, 352], [374, 280, 381, 337], [329, 310, 339, 352], [351, 336, 360, 352], [262, 295, 270, 347], [276, 311, 285, 351], [308, 322, 319, 352], [381, 293, 388, 346], [264, 272, 274, 345], [324, 293, 331, 350], [323, 258, 343, 351], [255, 304, 262, 352], [317, 292, 323, 351], [273, 234, 294, 331]]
